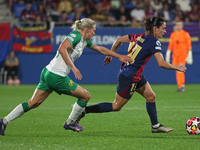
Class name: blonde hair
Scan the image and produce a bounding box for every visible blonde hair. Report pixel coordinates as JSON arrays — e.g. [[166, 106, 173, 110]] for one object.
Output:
[[71, 18, 96, 31]]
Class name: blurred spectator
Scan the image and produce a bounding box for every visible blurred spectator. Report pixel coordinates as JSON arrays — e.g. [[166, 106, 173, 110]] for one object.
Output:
[[158, 3, 174, 22], [57, 0, 72, 14], [4, 51, 20, 85], [21, 1, 36, 22], [121, 0, 135, 10], [188, 5, 199, 22], [36, 3, 47, 21], [150, 0, 163, 16], [99, 0, 111, 14], [91, 3, 107, 22], [84, 0, 97, 17], [34, 15, 43, 26], [43, 0, 59, 12], [103, 14, 116, 27], [110, 0, 121, 10], [115, 4, 131, 21], [184, 16, 190, 23], [176, 0, 191, 12], [116, 15, 131, 27], [162, 0, 176, 13], [58, 11, 73, 26], [130, 2, 145, 22], [173, 4, 184, 21], [143, 0, 151, 11], [71, 0, 85, 18], [43, 0, 60, 21], [145, 4, 155, 19]]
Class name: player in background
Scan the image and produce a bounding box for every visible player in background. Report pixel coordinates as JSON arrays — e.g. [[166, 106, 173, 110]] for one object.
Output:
[[76, 17, 187, 133], [165, 20, 193, 92], [0, 18, 132, 136]]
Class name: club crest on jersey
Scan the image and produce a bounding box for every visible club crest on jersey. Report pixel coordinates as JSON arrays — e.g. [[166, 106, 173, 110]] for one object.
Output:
[[68, 80, 74, 86], [156, 40, 161, 46], [70, 34, 76, 38]]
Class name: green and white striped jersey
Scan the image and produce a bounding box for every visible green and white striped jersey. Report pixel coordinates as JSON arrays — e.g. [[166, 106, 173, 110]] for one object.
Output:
[[46, 30, 93, 76]]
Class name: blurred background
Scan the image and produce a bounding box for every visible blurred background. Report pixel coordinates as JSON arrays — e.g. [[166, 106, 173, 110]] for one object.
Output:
[[0, 0, 199, 85]]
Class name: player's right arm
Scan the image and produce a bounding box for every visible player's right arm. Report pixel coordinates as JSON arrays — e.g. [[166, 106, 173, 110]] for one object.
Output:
[[104, 35, 130, 65], [154, 52, 186, 72], [58, 38, 82, 80]]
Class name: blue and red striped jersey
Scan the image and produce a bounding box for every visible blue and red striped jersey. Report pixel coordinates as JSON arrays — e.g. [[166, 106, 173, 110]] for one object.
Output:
[[120, 33, 162, 82]]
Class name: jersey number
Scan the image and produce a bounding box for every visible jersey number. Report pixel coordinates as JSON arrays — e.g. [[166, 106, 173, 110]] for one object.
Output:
[[127, 44, 142, 64]]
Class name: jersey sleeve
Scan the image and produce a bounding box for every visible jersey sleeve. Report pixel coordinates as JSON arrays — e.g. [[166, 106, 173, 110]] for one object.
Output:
[[86, 40, 93, 48], [66, 31, 81, 47], [150, 39, 162, 54]]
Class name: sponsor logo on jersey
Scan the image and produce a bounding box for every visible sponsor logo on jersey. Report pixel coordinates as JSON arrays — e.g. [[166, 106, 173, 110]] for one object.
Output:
[[156, 40, 161, 46], [68, 80, 74, 86], [67, 36, 74, 42], [155, 46, 161, 50]]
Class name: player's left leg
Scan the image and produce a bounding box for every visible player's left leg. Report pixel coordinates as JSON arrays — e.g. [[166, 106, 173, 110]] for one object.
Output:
[[136, 81, 173, 133], [63, 85, 91, 132]]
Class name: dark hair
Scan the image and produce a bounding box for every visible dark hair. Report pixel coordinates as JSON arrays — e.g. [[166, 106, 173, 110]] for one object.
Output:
[[144, 17, 165, 35]]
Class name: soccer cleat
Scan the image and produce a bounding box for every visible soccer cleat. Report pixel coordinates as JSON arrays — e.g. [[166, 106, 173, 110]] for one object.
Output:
[[63, 122, 84, 132], [176, 87, 185, 92], [0, 119, 7, 136], [151, 124, 173, 133], [76, 110, 86, 124]]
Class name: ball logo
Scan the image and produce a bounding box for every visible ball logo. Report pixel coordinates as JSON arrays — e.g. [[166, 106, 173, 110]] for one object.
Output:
[[191, 125, 197, 131], [68, 80, 74, 86]]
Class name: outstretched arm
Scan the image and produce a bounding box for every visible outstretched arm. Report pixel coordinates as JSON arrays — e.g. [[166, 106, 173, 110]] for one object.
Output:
[[58, 39, 82, 80], [154, 52, 186, 72], [103, 35, 130, 65], [90, 43, 132, 65]]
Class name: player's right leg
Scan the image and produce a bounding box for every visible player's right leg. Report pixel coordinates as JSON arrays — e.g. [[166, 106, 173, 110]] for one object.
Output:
[[76, 72, 131, 123], [0, 89, 50, 136]]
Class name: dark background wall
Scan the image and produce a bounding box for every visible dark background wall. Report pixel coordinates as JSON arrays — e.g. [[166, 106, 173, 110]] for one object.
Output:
[[15, 26, 200, 84]]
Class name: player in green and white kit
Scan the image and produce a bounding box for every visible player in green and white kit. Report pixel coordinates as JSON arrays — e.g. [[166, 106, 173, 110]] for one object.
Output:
[[0, 18, 132, 135]]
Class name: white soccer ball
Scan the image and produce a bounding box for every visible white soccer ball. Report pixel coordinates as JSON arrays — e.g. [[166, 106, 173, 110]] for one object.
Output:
[[186, 117, 200, 134]]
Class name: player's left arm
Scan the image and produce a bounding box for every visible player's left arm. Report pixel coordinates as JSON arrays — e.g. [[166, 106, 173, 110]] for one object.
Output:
[[154, 52, 186, 72], [90, 43, 132, 64]]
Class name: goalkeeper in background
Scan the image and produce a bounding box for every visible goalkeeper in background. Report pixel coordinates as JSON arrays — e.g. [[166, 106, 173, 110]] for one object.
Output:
[[165, 20, 192, 92]]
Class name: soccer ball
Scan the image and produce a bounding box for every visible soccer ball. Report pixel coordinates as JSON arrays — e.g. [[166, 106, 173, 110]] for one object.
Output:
[[186, 117, 200, 134]]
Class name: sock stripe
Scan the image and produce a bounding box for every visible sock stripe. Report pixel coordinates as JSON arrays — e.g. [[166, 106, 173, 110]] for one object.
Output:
[[76, 99, 87, 108], [22, 102, 30, 112]]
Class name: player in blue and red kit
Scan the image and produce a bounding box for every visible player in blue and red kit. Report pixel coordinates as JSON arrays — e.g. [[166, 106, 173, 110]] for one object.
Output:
[[76, 17, 187, 133]]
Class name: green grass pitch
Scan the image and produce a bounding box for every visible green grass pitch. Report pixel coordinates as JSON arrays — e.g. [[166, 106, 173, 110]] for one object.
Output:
[[0, 84, 200, 150]]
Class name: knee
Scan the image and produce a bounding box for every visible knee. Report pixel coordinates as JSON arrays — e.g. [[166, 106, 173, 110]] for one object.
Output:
[[112, 103, 122, 111], [83, 90, 91, 102], [146, 93, 156, 103]]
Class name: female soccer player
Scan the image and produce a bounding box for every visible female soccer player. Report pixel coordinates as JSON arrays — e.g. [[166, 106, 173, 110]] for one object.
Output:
[[77, 17, 187, 133], [0, 18, 132, 135]]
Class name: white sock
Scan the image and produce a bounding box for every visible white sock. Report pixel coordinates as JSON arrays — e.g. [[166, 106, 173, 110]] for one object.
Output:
[[152, 123, 160, 128], [66, 102, 84, 125], [4, 104, 25, 125]]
